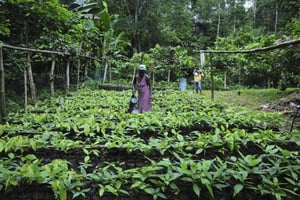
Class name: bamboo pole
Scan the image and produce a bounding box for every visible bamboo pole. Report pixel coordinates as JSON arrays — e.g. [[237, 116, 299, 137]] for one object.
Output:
[[0, 47, 6, 122]]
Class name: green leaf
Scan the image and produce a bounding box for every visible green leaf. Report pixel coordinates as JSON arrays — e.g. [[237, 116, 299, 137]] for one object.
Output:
[[202, 160, 211, 172], [192, 183, 201, 197], [177, 134, 184, 141], [144, 187, 156, 195], [233, 183, 244, 197], [59, 186, 67, 200], [20, 164, 35, 177], [205, 184, 214, 198], [99, 185, 105, 197], [105, 185, 118, 196], [200, 177, 210, 185], [84, 155, 90, 163], [227, 134, 234, 151], [284, 177, 296, 185], [83, 124, 90, 136]]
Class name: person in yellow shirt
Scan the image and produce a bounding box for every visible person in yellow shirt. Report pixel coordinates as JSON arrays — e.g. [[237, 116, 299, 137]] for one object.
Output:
[[193, 67, 205, 94]]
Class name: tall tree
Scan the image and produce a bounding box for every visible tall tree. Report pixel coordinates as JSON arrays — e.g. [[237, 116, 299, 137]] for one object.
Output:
[[251, 0, 300, 34]]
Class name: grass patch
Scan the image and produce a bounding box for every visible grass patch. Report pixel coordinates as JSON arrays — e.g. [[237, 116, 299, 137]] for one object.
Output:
[[202, 88, 300, 109]]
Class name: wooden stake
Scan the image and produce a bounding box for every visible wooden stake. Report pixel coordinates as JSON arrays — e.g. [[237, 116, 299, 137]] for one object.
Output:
[[66, 58, 70, 94], [24, 68, 28, 114], [210, 53, 214, 101], [50, 55, 56, 97], [27, 54, 36, 105], [0, 47, 6, 121]]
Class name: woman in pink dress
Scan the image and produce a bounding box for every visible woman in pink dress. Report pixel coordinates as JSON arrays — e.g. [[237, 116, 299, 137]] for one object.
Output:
[[132, 64, 152, 113]]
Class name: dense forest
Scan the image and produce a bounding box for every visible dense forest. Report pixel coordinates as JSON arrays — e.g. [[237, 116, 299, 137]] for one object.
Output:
[[0, 0, 299, 90]]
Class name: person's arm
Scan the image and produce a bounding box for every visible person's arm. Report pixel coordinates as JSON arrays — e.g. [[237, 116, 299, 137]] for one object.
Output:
[[145, 75, 151, 88], [193, 68, 196, 75]]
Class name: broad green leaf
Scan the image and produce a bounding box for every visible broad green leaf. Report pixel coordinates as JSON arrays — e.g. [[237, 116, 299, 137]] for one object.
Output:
[[233, 183, 244, 197], [83, 124, 90, 136], [192, 183, 200, 197], [99, 185, 105, 197], [177, 134, 184, 141], [106, 185, 118, 195], [144, 187, 156, 195]]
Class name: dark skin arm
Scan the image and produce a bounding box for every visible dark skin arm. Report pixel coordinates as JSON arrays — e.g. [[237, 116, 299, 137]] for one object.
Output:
[[145, 75, 151, 88]]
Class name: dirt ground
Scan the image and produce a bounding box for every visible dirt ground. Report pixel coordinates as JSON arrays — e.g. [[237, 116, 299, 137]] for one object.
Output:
[[260, 90, 300, 131]]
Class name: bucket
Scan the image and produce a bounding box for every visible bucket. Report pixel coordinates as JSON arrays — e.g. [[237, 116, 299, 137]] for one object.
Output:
[[179, 78, 187, 90]]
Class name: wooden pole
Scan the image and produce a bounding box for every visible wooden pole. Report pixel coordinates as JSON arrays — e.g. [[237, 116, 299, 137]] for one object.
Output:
[[66, 58, 70, 94], [0, 47, 6, 122], [197, 39, 300, 54], [84, 55, 89, 87], [24, 68, 28, 114], [109, 61, 112, 84], [210, 53, 214, 101], [50, 55, 56, 97], [27, 54, 36, 105]]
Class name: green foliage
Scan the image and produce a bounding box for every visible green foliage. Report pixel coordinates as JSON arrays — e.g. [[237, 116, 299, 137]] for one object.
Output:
[[0, 89, 299, 199]]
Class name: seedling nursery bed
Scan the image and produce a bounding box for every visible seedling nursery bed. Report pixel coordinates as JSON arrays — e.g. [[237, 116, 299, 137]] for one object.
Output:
[[0, 89, 299, 200]]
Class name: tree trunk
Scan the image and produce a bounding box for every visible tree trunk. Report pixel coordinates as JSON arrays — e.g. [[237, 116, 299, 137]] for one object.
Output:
[[66, 58, 70, 94], [253, 0, 257, 28], [76, 41, 82, 89], [27, 54, 36, 105], [168, 69, 171, 84], [274, 2, 278, 34], [217, 12, 220, 38], [0, 47, 6, 121], [103, 61, 108, 84], [50, 55, 56, 97], [84, 57, 89, 88], [24, 68, 28, 114], [233, 16, 236, 34], [109, 62, 112, 83]]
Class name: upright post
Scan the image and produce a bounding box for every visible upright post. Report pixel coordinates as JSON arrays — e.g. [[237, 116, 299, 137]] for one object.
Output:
[[24, 68, 28, 114], [0, 47, 6, 122], [50, 54, 56, 97], [66, 58, 70, 94], [209, 53, 214, 101]]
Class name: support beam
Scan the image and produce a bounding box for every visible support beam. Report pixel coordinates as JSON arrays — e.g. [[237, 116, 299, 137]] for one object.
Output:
[[0, 47, 6, 122], [209, 53, 214, 101], [199, 39, 300, 54]]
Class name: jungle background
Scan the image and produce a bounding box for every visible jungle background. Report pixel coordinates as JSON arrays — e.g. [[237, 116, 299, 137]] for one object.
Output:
[[0, 0, 299, 95]]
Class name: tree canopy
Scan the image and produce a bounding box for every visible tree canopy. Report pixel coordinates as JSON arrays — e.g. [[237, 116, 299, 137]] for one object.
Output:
[[0, 0, 299, 90]]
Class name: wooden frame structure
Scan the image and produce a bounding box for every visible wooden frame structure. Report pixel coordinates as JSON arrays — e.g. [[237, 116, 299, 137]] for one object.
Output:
[[197, 39, 300, 101], [0, 44, 102, 122], [1, 39, 300, 121]]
